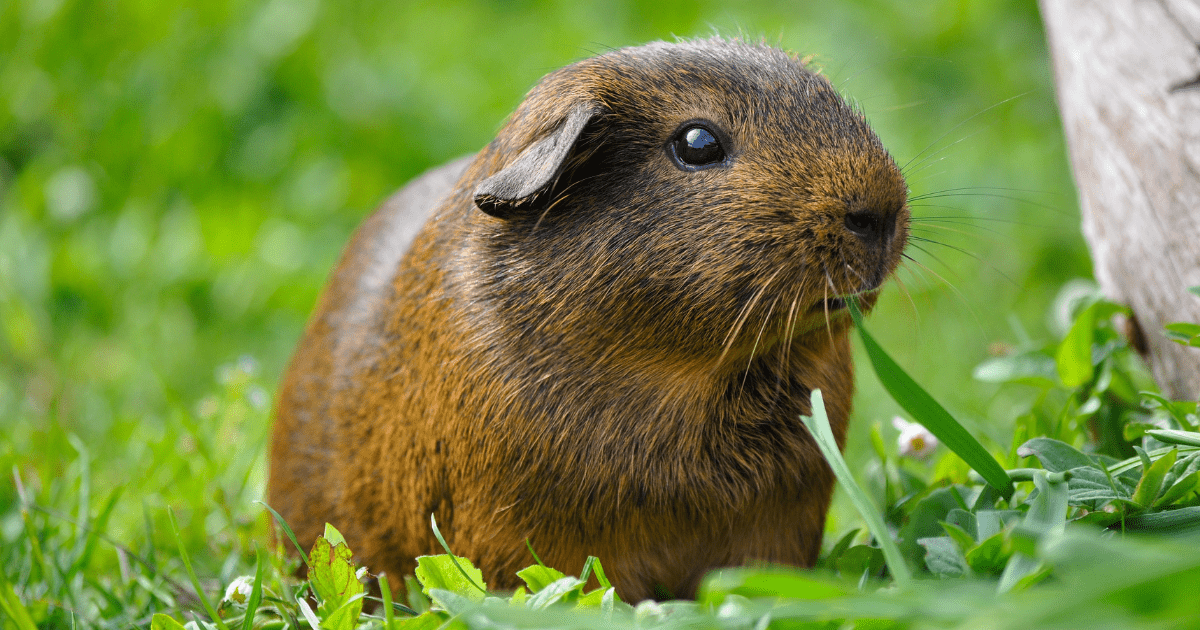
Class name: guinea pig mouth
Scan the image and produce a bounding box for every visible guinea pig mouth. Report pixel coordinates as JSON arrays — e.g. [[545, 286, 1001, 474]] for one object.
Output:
[[815, 289, 879, 314]]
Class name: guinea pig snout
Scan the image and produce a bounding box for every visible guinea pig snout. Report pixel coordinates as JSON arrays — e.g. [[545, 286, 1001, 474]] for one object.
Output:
[[830, 203, 908, 295], [843, 207, 899, 248]]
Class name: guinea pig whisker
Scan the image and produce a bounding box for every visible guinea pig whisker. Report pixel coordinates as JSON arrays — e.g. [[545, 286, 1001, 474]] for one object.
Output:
[[782, 287, 803, 368], [908, 184, 1058, 201], [837, 248, 878, 298], [713, 268, 783, 374], [908, 225, 1004, 253], [908, 209, 1014, 221], [905, 240, 961, 282], [908, 236, 1017, 287], [901, 129, 985, 179], [899, 248, 979, 320], [899, 92, 1029, 176], [904, 253, 950, 291], [901, 165, 951, 189], [908, 216, 1009, 238], [910, 225, 980, 239], [875, 98, 935, 113], [741, 296, 780, 393], [909, 211, 1033, 228], [772, 289, 801, 386], [903, 252, 987, 334], [898, 253, 936, 291], [900, 252, 947, 287], [841, 257, 868, 290], [909, 225, 1016, 263], [821, 268, 837, 346], [908, 190, 1066, 216], [891, 270, 922, 333], [721, 285, 763, 349]]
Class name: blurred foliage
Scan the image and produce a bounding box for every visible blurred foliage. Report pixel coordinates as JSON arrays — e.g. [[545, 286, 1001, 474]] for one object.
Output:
[[1, 0, 1094, 625]]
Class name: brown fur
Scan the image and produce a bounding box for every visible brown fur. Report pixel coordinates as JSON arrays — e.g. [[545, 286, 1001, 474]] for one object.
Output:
[[269, 38, 909, 602]]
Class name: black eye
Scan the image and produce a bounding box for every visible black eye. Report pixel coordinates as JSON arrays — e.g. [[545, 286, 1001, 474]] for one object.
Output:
[[669, 124, 726, 170]]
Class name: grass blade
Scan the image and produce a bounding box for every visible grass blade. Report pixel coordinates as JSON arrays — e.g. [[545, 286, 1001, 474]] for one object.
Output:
[[379, 573, 396, 629], [257, 501, 310, 567], [69, 485, 124, 576], [590, 558, 612, 589], [12, 468, 49, 584], [242, 547, 265, 630], [0, 570, 38, 630], [1146, 429, 1200, 448], [1122, 506, 1200, 534], [142, 500, 158, 573], [849, 298, 1014, 498], [802, 389, 912, 588], [579, 556, 596, 584], [525, 539, 546, 567], [430, 514, 487, 594], [166, 507, 231, 630]]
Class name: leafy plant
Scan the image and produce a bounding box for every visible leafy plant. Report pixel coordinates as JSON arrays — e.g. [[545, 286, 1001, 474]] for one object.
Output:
[[849, 299, 1015, 498], [145, 279, 1200, 629], [7, 277, 1200, 629], [1164, 287, 1200, 347]]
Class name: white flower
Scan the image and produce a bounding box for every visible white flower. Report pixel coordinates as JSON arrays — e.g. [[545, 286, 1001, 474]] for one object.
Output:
[[892, 416, 938, 459], [223, 575, 255, 604], [716, 594, 751, 618], [356, 566, 369, 581], [635, 600, 667, 624]]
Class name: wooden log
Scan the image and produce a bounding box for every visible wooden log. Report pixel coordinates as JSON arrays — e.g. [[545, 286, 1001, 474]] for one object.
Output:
[[1039, 0, 1200, 399]]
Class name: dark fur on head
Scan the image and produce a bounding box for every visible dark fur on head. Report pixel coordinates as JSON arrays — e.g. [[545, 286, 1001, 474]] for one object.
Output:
[[270, 37, 909, 601]]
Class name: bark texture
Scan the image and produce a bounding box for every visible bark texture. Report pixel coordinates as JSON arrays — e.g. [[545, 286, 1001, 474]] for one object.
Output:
[[1040, 0, 1200, 399]]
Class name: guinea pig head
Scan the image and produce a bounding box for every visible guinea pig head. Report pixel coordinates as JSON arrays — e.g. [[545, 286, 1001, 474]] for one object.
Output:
[[465, 39, 909, 371]]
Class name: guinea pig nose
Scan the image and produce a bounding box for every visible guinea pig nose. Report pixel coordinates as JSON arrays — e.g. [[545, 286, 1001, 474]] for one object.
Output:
[[844, 210, 887, 242]]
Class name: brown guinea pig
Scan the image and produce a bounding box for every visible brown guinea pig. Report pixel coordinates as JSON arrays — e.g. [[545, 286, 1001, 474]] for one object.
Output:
[[268, 37, 909, 602]]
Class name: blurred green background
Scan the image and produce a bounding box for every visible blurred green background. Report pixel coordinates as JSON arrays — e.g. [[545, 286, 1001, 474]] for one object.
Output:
[[1, 0, 1089, 595]]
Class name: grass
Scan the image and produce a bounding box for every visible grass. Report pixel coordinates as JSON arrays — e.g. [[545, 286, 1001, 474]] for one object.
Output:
[[8, 280, 1200, 629], [4, 359, 271, 628]]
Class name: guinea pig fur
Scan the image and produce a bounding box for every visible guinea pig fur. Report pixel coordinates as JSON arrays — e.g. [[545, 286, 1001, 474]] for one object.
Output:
[[269, 37, 909, 602]]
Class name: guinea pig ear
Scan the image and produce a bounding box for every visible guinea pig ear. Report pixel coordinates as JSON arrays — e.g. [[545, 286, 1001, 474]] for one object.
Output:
[[473, 103, 601, 219]]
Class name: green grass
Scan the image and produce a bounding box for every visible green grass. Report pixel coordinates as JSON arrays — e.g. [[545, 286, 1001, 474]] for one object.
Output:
[[112, 305, 1200, 628], [4, 0, 1174, 627]]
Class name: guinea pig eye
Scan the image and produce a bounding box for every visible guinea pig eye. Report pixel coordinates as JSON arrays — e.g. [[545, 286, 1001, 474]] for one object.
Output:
[[668, 124, 727, 170]]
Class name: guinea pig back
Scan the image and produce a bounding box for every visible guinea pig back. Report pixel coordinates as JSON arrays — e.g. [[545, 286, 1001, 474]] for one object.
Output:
[[269, 37, 909, 601]]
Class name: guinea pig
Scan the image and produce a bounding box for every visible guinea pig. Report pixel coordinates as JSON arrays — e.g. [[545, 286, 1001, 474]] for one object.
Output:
[[269, 37, 909, 602]]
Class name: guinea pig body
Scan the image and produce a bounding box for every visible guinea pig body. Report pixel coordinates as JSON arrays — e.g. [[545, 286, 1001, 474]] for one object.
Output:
[[269, 38, 909, 601]]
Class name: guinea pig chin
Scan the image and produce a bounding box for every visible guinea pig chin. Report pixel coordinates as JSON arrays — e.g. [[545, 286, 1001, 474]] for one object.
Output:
[[801, 248, 903, 315]]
